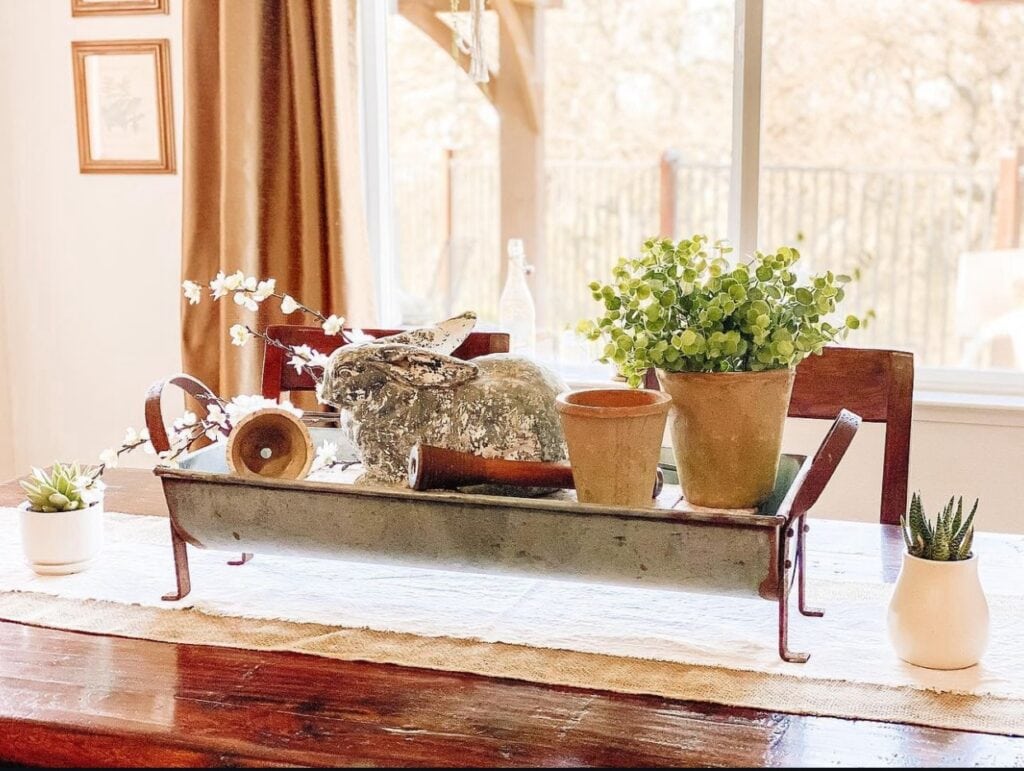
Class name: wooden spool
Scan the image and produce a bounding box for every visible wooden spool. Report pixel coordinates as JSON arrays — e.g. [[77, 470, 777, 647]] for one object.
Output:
[[226, 408, 314, 481], [408, 443, 664, 498]]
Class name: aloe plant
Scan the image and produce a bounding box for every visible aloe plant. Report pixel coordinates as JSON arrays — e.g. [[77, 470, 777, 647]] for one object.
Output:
[[900, 493, 977, 561], [19, 463, 96, 512]]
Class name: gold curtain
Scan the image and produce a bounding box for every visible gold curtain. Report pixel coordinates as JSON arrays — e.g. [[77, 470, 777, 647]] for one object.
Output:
[[182, 0, 375, 398]]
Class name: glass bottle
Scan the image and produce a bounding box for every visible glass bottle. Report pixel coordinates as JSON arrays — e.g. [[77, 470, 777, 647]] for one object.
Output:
[[498, 238, 536, 356]]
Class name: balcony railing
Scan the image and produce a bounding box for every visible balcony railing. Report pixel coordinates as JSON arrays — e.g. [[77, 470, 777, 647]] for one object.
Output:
[[393, 155, 1015, 369]]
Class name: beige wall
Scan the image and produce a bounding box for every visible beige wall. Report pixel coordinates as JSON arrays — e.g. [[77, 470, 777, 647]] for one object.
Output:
[[783, 407, 1024, 534], [0, 0, 183, 480]]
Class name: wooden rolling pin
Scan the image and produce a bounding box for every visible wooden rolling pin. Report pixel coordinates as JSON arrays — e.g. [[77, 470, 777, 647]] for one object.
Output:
[[408, 443, 664, 499]]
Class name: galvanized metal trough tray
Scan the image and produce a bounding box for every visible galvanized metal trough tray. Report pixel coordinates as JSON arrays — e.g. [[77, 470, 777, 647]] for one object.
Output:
[[146, 375, 860, 662]]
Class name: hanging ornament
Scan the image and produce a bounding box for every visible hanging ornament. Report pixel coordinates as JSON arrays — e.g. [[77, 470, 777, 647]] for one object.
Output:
[[469, 0, 489, 84], [450, 0, 489, 85]]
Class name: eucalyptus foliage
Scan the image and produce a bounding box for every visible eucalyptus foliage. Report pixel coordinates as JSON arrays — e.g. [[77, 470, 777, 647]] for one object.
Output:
[[901, 493, 977, 562], [578, 235, 872, 387]]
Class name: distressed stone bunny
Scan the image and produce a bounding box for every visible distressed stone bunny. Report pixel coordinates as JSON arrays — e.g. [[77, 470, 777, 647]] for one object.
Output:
[[317, 314, 568, 485]]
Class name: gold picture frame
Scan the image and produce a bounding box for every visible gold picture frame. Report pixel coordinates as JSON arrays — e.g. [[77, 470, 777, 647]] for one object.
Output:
[[71, 0, 168, 16], [71, 39, 175, 174]]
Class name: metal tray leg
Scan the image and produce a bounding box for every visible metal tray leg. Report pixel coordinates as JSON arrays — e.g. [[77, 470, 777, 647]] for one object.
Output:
[[227, 553, 253, 566], [162, 523, 192, 602], [778, 522, 810, 663], [797, 517, 824, 618]]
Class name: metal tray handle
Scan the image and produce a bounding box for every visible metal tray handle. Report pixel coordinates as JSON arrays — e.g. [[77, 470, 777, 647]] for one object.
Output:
[[144, 374, 220, 455]]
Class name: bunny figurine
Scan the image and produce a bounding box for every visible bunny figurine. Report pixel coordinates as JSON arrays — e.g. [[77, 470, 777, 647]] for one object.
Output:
[[317, 313, 568, 485]]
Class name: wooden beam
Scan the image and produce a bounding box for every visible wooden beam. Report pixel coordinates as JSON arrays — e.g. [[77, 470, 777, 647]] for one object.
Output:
[[491, 0, 542, 133], [397, 0, 498, 105], [994, 146, 1023, 249], [659, 150, 680, 239], [408, 0, 562, 10], [495, 1, 545, 325]]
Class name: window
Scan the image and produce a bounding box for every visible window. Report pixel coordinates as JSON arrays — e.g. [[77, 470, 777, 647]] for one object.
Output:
[[363, 0, 1024, 392]]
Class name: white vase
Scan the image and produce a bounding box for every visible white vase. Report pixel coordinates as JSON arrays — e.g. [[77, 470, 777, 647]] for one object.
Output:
[[18, 497, 104, 575], [886, 552, 989, 670]]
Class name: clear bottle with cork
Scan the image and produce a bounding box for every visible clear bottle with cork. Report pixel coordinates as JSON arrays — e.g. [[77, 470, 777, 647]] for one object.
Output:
[[498, 238, 536, 356]]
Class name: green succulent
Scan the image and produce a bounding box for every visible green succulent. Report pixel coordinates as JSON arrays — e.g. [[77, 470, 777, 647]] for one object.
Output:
[[20, 462, 95, 512], [577, 235, 872, 387], [900, 493, 978, 562]]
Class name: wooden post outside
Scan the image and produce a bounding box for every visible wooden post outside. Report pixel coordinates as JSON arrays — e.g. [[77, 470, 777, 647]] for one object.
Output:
[[659, 150, 680, 239], [495, 1, 545, 325], [993, 146, 1023, 250], [441, 148, 455, 315]]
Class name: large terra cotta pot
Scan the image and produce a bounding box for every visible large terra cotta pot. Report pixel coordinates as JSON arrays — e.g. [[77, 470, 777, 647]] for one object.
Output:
[[656, 368, 795, 509], [19, 496, 104, 575], [886, 553, 989, 670], [556, 388, 670, 507]]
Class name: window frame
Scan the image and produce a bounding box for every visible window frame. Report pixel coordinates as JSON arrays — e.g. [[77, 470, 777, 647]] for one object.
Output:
[[359, 0, 1024, 399]]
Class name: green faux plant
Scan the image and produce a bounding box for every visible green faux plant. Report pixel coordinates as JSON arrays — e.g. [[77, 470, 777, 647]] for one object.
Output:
[[577, 235, 872, 387], [20, 462, 96, 513], [901, 493, 978, 562]]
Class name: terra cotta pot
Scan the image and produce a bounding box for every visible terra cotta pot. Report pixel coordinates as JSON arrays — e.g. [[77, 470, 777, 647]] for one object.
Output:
[[656, 368, 795, 509], [886, 553, 989, 670], [556, 388, 670, 507]]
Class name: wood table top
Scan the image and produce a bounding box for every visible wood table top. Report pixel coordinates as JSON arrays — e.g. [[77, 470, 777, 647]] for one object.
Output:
[[0, 468, 1021, 768]]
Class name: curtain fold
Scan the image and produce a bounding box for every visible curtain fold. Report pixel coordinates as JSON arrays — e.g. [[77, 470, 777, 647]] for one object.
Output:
[[182, 0, 375, 399]]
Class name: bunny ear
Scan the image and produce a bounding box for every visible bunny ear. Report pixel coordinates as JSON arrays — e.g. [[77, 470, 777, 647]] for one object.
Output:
[[372, 312, 477, 355], [371, 345, 478, 388]]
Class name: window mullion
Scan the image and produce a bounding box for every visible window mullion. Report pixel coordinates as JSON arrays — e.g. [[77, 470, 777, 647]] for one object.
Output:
[[728, 0, 764, 256]]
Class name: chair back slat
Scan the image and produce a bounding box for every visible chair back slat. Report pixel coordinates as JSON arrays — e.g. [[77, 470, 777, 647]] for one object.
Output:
[[261, 325, 510, 400]]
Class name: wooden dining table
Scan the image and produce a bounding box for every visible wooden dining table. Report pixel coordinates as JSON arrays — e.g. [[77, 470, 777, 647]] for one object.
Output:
[[0, 468, 1021, 768]]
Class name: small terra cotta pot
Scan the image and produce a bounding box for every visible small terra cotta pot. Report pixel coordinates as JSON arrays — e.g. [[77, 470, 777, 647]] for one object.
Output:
[[656, 367, 795, 509], [19, 497, 104, 575], [887, 553, 989, 670], [556, 388, 670, 507]]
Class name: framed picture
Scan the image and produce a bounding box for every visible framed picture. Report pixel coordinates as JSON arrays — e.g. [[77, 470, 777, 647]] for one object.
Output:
[[71, 39, 175, 174], [71, 0, 168, 16]]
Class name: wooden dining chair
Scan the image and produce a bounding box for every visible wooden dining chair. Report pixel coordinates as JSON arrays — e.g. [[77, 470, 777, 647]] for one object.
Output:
[[646, 347, 914, 525], [260, 325, 511, 401]]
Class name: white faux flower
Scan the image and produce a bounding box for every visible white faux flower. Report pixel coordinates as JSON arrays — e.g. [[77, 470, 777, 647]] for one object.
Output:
[[157, 450, 180, 468], [224, 271, 246, 292], [287, 344, 326, 374], [346, 328, 374, 344], [123, 427, 140, 445], [255, 279, 276, 302], [172, 411, 198, 432], [182, 280, 203, 305], [309, 351, 330, 369], [210, 271, 231, 299], [280, 294, 299, 314], [142, 441, 156, 455], [223, 394, 302, 426], [233, 291, 258, 312], [99, 448, 118, 468], [168, 429, 192, 451], [310, 441, 339, 473], [230, 324, 252, 347], [206, 404, 229, 428], [243, 275, 257, 292], [322, 314, 345, 335]]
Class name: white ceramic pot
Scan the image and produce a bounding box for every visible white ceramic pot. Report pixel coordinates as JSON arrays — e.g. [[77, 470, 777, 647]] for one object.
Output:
[[18, 497, 104, 575], [886, 552, 989, 670]]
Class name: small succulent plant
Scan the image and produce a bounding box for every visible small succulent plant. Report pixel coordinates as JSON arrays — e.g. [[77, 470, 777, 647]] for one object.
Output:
[[900, 493, 977, 562], [20, 463, 98, 512]]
